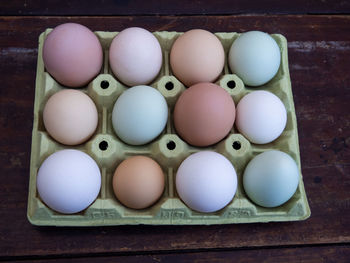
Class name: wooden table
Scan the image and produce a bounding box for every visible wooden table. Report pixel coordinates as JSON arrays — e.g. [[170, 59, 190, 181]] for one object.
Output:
[[1, 2, 349, 262]]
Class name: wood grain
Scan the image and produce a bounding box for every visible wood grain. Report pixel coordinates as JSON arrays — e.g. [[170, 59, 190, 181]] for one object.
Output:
[[3, 245, 350, 262], [2, 0, 350, 15], [0, 15, 349, 258]]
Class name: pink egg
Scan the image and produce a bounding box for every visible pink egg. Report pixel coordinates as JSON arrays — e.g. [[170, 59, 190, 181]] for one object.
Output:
[[109, 27, 162, 86], [43, 23, 103, 87]]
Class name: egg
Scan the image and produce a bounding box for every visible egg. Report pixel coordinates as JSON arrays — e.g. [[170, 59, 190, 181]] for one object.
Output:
[[43, 23, 103, 87], [243, 150, 299, 208], [228, 31, 281, 86], [112, 85, 168, 145], [174, 83, 235, 147], [113, 156, 165, 209], [43, 89, 98, 145], [176, 151, 237, 213], [235, 90, 287, 144], [170, 29, 225, 87], [109, 27, 162, 86], [37, 149, 101, 214]]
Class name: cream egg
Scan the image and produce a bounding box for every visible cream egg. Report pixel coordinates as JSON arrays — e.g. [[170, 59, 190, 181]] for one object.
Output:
[[243, 150, 300, 208], [43, 89, 98, 145], [109, 27, 162, 86], [37, 149, 101, 214]]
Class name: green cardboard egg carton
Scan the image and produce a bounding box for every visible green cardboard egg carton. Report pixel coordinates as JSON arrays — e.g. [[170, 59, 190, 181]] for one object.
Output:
[[27, 29, 311, 226]]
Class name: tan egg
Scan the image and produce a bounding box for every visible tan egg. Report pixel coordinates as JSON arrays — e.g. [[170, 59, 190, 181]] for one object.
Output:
[[170, 29, 225, 87], [43, 89, 98, 145], [113, 156, 165, 209]]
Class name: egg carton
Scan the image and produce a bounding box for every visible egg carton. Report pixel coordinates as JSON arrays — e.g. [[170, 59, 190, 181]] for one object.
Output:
[[27, 29, 311, 226]]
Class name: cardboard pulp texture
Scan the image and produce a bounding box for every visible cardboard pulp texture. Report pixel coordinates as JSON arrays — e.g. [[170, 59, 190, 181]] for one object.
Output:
[[27, 30, 311, 226]]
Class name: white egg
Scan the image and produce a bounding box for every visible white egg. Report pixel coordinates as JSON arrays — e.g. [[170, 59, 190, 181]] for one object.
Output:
[[109, 27, 162, 86], [228, 31, 281, 86], [243, 150, 299, 208], [176, 151, 237, 213], [37, 149, 101, 214], [112, 85, 168, 145], [236, 90, 287, 144]]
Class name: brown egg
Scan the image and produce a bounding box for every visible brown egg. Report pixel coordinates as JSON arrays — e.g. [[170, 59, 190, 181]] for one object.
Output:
[[170, 29, 225, 87], [113, 156, 165, 209], [174, 83, 235, 147], [43, 89, 98, 145]]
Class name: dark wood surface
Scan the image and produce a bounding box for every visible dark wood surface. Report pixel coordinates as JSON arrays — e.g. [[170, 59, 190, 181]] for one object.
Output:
[[4, 245, 350, 262], [0, 13, 350, 262], [2, 0, 350, 15]]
